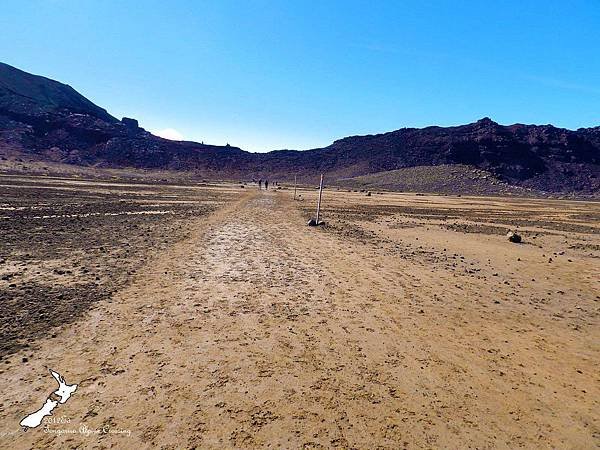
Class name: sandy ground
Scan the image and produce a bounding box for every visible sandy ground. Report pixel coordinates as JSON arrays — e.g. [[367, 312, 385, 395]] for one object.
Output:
[[0, 180, 598, 449]]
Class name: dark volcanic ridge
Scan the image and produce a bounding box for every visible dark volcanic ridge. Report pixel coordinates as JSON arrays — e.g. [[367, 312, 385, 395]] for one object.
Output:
[[1, 61, 598, 195]]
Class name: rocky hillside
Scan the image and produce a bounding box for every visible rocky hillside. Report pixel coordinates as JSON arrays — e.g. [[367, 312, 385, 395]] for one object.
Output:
[[1, 62, 598, 195], [337, 165, 529, 196], [288, 119, 600, 194], [0, 62, 248, 174], [0, 62, 116, 123]]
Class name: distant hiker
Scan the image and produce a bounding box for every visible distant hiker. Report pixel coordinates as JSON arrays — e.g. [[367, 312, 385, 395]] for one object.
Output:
[[258, 179, 262, 189], [265, 180, 269, 190]]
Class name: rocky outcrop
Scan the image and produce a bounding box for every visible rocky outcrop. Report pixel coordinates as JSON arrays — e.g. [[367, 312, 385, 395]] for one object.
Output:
[[121, 117, 140, 130]]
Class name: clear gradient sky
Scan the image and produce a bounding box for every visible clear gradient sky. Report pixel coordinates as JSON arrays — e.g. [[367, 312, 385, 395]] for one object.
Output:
[[1, 1, 598, 151]]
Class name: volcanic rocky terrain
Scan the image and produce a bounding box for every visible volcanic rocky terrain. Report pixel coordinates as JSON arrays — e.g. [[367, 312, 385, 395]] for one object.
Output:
[[1, 62, 598, 195]]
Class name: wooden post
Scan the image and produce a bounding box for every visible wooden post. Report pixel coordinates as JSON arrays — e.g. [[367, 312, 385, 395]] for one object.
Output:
[[294, 174, 297, 200], [316, 173, 324, 224]]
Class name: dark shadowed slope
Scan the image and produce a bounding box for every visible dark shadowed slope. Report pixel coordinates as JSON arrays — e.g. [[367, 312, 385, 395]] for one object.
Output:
[[287, 118, 600, 194], [0, 62, 248, 173], [1, 62, 598, 195], [0, 62, 116, 122]]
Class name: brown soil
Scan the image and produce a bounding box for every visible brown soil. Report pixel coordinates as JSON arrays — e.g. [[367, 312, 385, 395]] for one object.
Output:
[[0, 176, 237, 356], [0, 179, 598, 449]]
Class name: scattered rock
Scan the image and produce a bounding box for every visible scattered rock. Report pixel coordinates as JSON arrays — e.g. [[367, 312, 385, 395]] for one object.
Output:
[[307, 218, 325, 227], [506, 231, 522, 243]]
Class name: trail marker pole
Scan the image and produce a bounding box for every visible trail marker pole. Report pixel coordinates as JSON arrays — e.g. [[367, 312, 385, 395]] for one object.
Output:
[[316, 173, 324, 224], [294, 174, 297, 200]]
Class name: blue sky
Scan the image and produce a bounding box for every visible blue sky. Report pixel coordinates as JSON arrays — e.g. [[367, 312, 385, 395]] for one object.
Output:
[[1, 1, 598, 151]]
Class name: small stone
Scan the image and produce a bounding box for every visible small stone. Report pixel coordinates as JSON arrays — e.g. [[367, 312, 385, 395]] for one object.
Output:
[[507, 231, 522, 243]]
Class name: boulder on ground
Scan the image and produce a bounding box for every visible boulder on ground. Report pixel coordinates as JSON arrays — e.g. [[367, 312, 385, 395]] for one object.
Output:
[[506, 231, 522, 243]]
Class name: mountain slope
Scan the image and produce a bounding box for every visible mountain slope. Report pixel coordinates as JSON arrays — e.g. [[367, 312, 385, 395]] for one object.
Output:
[[284, 118, 600, 193], [0, 62, 116, 122], [336, 165, 526, 196], [0, 62, 598, 195], [0, 62, 247, 173]]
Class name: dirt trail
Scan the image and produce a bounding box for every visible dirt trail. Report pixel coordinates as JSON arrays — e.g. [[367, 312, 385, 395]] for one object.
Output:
[[0, 190, 597, 449]]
